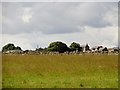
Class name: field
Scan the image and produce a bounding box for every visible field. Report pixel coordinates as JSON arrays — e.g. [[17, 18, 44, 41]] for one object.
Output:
[[2, 54, 118, 88]]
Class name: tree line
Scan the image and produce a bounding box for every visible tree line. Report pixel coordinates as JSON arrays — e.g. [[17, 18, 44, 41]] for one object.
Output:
[[2, 41, 90, 53]]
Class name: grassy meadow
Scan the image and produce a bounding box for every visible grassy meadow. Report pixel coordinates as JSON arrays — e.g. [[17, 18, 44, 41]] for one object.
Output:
[[2, 54, 118, 88]]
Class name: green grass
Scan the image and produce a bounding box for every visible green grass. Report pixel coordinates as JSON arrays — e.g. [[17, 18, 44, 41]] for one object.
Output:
[[2, 54, 118, 88]]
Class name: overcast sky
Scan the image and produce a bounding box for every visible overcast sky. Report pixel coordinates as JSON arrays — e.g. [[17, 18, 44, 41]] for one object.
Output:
[[1, 2, 119, 50]]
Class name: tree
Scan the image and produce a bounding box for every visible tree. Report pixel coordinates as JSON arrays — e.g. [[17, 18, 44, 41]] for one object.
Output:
[[15, 46, 22, 50], [2, 43, 15, 52], [2, 43, 22, 52], [36, 47, 44, 52], [47, 41, 69, 53], [69, 42, 81, 51], [85, 44, 90, 51], [102, 47, 108, 52]]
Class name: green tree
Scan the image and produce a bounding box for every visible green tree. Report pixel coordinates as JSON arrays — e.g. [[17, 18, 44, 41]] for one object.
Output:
[[102, 47, 108, 51], [85, 44, 90, 51], [2, 43, 15, 52], [69, 42, 81, 51], [2, 43, 22, 52], [14, 46, 22, 50], [47, 41, 69, 53], [36, 47, 44, 52]]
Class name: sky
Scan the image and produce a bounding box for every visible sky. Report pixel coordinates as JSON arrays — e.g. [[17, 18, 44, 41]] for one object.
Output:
[[1, 2, 119, 50]]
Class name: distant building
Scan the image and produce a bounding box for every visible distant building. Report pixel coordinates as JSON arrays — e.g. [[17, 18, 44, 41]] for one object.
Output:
[[81, 45, 86, 52]]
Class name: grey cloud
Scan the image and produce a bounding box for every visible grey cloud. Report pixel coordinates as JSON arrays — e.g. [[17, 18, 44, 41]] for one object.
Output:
[[41, 25, 83, 34], [2, 2, 117, 35]]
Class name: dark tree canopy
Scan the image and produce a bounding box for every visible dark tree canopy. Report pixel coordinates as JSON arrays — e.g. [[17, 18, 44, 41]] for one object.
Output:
[[36, 47, 44, 51], [2, 43, 15, 52], [69, 42, 81, 51], [102, 47, 108, 51], [15, 46, 22, 50], [85, 44, 90, 51], [47, 41, 69, 53], [2, 43, 22, 52]]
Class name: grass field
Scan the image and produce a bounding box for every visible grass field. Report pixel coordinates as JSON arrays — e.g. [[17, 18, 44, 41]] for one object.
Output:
[[2, 54, 118, 88]]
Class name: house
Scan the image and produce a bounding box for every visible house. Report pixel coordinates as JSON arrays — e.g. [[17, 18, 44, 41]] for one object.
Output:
[[108, 48, 114, 53]]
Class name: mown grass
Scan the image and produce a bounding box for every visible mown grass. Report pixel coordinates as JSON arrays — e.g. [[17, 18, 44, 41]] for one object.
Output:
[[2, 54, 118, 88]]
